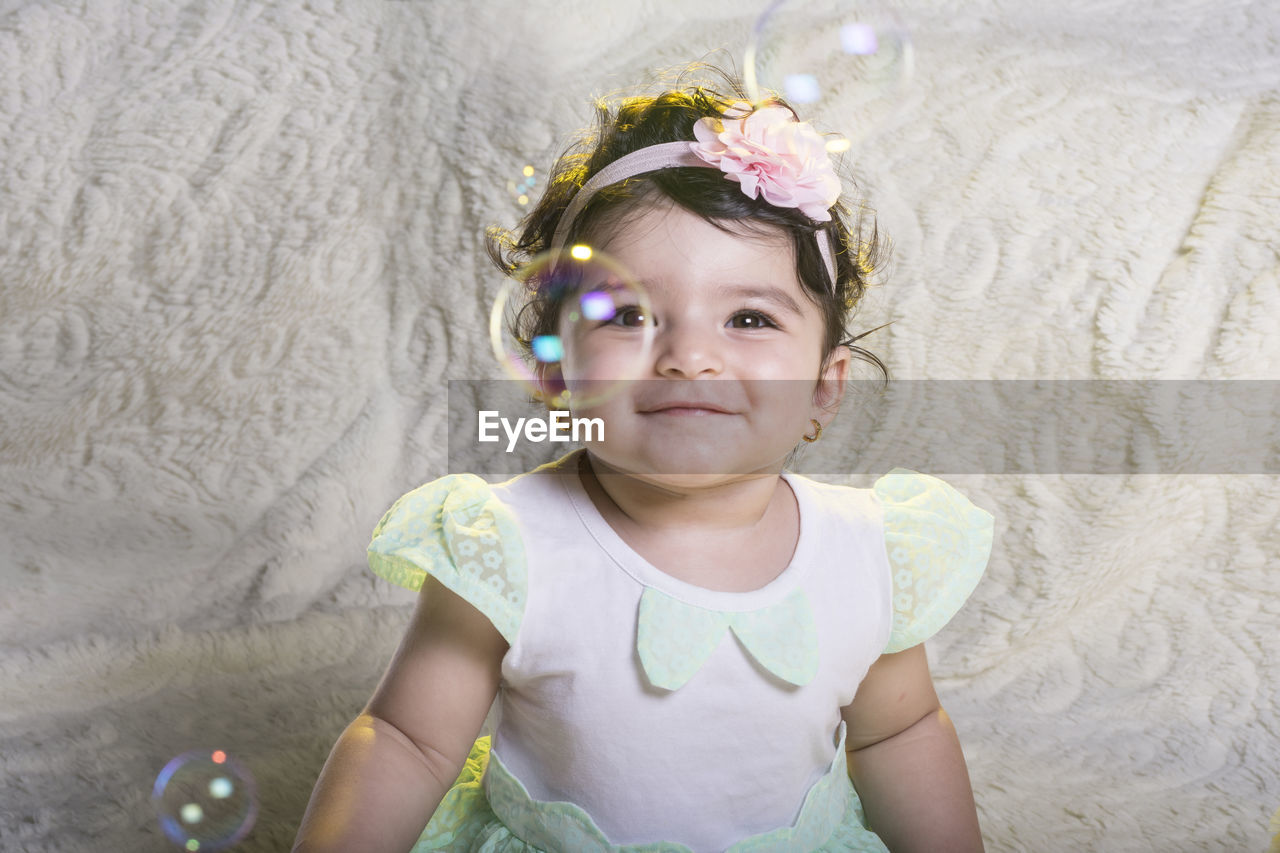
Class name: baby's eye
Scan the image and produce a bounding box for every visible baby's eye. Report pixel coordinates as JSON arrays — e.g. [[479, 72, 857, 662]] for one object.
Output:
[[729, 310, 778, 330], [607, 305, 647, 327]]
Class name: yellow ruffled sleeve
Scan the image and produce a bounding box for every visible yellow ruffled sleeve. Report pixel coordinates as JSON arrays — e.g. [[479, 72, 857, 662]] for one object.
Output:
[[874, 468, 995, 654], [367, 473, 527, 646]]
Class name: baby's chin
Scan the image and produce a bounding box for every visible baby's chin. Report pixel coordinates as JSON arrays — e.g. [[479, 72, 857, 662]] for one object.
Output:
[[634, 471, 778, 494], [586, 447, 786, 490]]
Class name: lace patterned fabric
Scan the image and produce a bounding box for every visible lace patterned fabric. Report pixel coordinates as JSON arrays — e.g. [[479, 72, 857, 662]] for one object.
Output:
[[367, 472, 527, 646], [874, 468, 996, 653]]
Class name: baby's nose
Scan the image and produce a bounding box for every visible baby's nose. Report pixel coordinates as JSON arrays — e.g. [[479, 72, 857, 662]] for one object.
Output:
[[652, 323, 723, 378]]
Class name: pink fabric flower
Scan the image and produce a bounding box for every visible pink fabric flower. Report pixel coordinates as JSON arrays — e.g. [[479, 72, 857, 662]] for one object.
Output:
[[689, 105, 841, 221]]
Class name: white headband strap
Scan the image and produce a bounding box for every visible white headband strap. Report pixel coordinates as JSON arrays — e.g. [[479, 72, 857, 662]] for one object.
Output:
[[548, 141, 838, 291]]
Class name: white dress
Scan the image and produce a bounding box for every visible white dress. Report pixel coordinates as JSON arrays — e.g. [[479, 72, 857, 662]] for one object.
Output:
[[367, 448, 995, 852]]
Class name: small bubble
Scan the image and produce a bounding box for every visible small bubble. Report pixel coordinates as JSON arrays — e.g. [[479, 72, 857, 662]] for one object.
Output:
[[153, 750, 257, 851], [489, 246, 654, 409], [509, 165, 539, 207], [746, 1, 914, 145]]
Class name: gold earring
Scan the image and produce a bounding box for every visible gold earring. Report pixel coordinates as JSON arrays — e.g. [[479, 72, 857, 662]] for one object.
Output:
[[802, 418, 823, 443]]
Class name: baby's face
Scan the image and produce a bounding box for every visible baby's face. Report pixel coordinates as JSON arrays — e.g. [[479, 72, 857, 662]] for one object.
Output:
[[557, 201, 848, 484]]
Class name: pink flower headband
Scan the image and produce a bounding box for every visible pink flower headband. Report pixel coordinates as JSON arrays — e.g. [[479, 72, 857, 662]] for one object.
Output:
[[548, 103, 842, 290]]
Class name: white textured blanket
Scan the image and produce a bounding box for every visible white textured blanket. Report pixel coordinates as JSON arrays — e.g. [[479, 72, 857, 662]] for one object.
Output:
[[1, 1, 1277, 850]]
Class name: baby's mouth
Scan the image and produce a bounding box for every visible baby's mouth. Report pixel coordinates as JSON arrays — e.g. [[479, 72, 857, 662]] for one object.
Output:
[[646, 407, 727, 415], [640, 402, 736, 417]]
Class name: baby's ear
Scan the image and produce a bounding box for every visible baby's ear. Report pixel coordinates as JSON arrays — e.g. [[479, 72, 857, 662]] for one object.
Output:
[[813, 347, 851, 412], [531, 360, 567, 408]]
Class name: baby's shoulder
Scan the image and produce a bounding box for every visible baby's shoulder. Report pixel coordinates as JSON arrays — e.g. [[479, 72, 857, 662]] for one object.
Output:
[[789, 472, 876, 508], [868, 468, 996, 549], [793, 468, 996, 653], [869, 469, 996, 653], [367, 471, 532, 646], [794, 468, 992, 526]]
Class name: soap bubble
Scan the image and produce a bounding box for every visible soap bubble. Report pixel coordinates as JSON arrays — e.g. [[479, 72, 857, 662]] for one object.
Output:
[[152, 749, 258, 851], [490, 245, 655, 410], [507, 164, 538, 207], [745, 0, 914, 148]]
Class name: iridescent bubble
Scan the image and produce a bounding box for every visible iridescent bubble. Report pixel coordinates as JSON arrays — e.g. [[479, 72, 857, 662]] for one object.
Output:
[[490, 245, 655, 410], [745, 0, 914, 148], [507, 164, 538, 206], [153, 749, 258, 851]]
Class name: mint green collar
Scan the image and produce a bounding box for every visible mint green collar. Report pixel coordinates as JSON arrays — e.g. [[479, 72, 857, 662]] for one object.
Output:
[[636, 585, 819, 690]]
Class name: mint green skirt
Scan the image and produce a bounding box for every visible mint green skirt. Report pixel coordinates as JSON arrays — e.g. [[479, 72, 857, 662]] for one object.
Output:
[[410, 722, 889, 853]]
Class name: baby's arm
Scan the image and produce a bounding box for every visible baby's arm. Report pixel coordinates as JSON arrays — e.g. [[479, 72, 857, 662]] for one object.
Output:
[[293, 574, 508, 853], [841, 643, 985, 853]]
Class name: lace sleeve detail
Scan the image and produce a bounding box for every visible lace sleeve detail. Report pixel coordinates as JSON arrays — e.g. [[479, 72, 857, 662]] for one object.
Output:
[[874, 468, 994, 654], [367, 473, 527, 646]]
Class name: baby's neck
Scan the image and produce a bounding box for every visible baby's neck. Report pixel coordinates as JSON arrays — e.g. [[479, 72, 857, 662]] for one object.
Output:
[[576, 451, 801, 592], [577, 451, 786, 534]]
